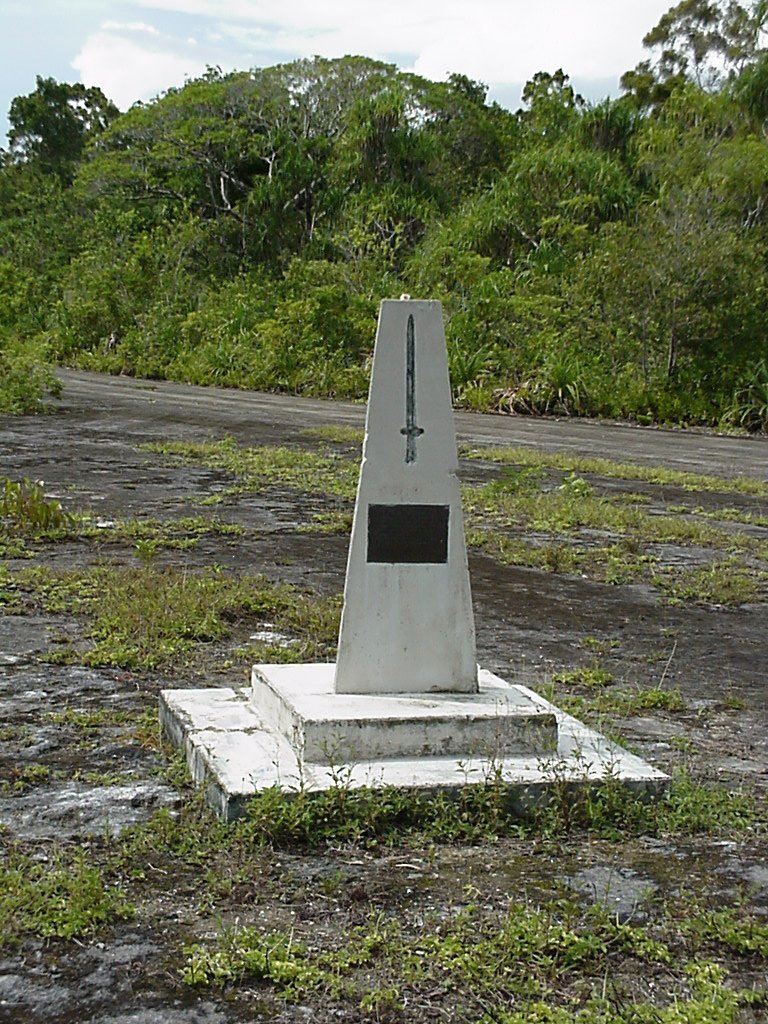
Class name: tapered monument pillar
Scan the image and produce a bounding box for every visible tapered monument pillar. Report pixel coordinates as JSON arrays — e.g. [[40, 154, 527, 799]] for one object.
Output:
[[335, 299, 477, 694]]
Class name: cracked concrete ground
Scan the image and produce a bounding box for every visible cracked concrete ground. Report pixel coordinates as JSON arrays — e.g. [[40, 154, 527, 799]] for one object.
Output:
[[0, 371, 766, 1023]]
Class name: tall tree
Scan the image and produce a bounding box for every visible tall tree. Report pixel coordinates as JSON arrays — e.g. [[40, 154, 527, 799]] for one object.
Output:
[[7, 76, 119, 182], [622, 0, 768, 108]]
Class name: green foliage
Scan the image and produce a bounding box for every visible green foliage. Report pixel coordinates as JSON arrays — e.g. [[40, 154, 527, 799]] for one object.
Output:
[[177, 887, 766, 1021], [2, 27, 768, 426], [552, 664, 615, 690], [131, 766, 764, 853], [682, 906, 768, 957], [655, 559, 764, 604], [3, 563, 340, 670], [182, 927, 327, 992], [0, 335, 61, 414], [142, 436, 359, 500], [0, 847, 133, 947], [461, 445, 768, 604], [724, 358, 768, 431], [461, 445, 767, 497], [7, 75, 119, 182], [0, 477, 69, 532]]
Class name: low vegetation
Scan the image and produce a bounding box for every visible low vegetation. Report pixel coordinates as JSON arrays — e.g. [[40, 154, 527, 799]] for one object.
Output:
[[2, 752, 765, 1021], [179, 900, 766, 1022], [0, 847, 133, 947], [0, 337, 61, 414], [0, 474, 247, 558], [4, 2, 768, 429], [460, 447, 768, 498], [0, 477, 70, 533], [1, 562, 340, 670], [139, 435, 768, 606], [142, 438, 359, 502], [459, 453, 768, 604]]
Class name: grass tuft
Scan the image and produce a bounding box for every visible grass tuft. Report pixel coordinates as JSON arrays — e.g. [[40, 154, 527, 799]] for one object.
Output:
[[461, 445, 768, 497], [0, 848, 133, 948], [2, 563, 341, 670], [142, 437, 358, 501]]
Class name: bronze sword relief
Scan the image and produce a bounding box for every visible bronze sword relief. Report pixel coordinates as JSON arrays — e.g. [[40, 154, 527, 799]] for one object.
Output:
[[400, 313, 424, 463]]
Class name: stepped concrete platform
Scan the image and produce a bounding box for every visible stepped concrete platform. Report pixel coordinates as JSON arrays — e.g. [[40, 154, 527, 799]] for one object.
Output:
[[159, 667, 667, 822], [251, 663, 557, 762]]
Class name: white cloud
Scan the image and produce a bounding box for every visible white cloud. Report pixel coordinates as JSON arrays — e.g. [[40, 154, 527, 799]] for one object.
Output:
[[69, 1, 673, 113], [71, 29, 208, 109], [102, 21, 160, 35], [128, 0, 672, 85]]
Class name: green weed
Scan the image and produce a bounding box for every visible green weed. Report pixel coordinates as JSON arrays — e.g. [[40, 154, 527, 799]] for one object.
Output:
[[179, 896, 765, 1022], [598, 686, 686, 714], [0, 847, 133, 948], [0, 493, 244, 562], [141, 438, 358, 501], [655, 561, 765, 605], [557, 685, 686, 722], [669, 735, 697, 753], [0, 724, 32, 745], [2, 563, 340, 670], [579, 636, 621, 654], [552, 664, 614, 690], [76, 512, 244, 554], [681, 907, 768, 958], [0, 763, 51, 794], [70, 769, 134, 786], [299, 424, 364, 446], [461, 446, 767, 497], [0, 339, 61, 415], [689, 504, 768, 528], [723, 358, 768, 433], [652, 770, 766, 836], [467, 530, 658, 588], [0, 477, 70, 533], [121, 764, 765, 860], [183, 927, 332, 994], [0, 563, 103, 613], [721, 693, 747, 710], [0, 536, 29, 558], [465, 464, 767, 605], [131, 706, 162, 750], [44, 707, 134, 730], [297, 509, 353, 534], [466, 475, 764, 556]]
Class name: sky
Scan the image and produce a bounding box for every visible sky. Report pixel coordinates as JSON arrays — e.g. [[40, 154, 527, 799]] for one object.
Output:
[[0, 0, 673, 146]]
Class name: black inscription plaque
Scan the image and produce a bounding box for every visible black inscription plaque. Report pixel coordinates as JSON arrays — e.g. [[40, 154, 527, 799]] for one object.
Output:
[[367, 503, 449, 564]]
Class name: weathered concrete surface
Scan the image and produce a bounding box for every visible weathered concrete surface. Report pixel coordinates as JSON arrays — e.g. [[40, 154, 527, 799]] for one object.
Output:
[[335, 300, 477, 694], [160, 671, 663, 821], [251, 663, 555, 761], [0, 371, 765, 1024], [51, 369, 768, 480]]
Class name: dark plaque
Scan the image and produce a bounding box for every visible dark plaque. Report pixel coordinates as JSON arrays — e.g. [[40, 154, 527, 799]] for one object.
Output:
[[367, 504, 449, 564]]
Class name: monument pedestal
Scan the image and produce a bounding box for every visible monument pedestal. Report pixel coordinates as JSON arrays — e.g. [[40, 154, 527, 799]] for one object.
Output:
[[159, 673, 667, 822], [251, 663, 557, 762]]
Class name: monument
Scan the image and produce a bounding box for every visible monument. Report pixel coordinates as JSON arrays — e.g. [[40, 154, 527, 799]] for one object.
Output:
[[160, 298, 666, 820], [334, 300, 477, 695]]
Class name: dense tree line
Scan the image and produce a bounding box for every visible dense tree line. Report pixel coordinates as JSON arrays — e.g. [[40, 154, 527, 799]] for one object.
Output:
[[1, 1, 767, 428]]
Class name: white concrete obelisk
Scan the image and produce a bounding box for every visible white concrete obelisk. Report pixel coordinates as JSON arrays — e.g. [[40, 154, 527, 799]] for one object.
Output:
[[334, 299, 477, 695]]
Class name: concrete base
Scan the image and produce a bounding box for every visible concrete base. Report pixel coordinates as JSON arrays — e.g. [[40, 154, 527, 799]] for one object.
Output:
[[160, 666, 667, 821], [250, 663, 557, 762]]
